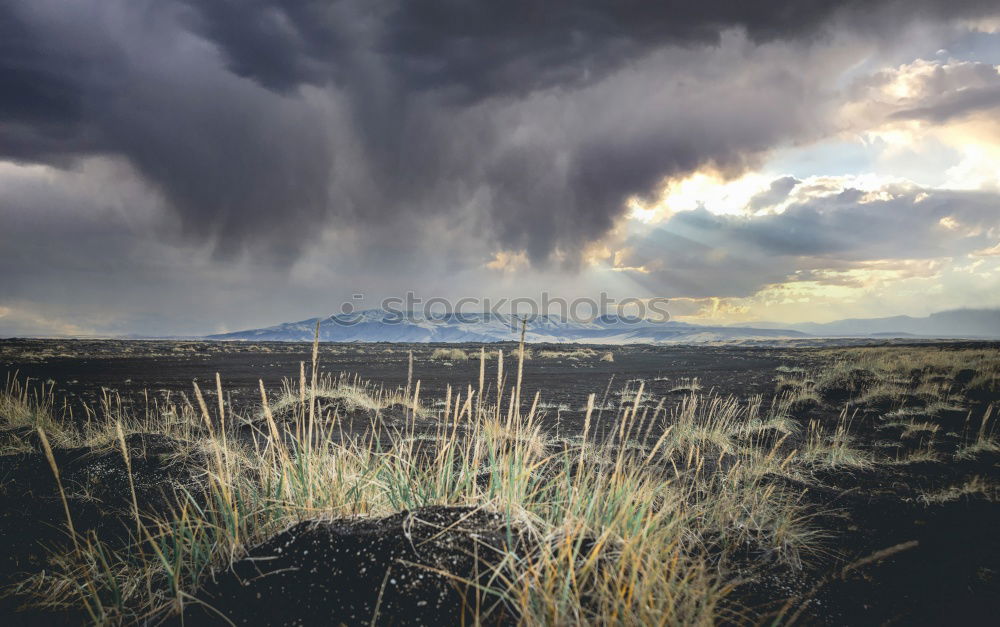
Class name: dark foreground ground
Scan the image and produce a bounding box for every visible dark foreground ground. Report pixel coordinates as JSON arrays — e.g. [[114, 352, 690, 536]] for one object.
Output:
[[1, 339, 998, 625]]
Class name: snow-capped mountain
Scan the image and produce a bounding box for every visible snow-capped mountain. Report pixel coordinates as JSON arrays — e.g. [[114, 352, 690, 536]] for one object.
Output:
[[206, 310, 808, 344]]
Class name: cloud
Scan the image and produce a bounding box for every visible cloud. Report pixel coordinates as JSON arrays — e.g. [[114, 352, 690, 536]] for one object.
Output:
[[2, 1, 342, 265], [747, 176, 800, 212], [3, 0, 998, 269], [972, 241, 1000, 256], [0, 303, 96, 338], [891, 83, 1000, 123], [193, 1, 998, 100], [875, 59, 1000, 122], [614, 177, 1000, 298], [3, 2, 1000, 335]]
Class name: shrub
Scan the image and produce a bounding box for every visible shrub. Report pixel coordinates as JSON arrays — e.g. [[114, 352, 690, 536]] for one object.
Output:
[[430, 347, 469, 361]]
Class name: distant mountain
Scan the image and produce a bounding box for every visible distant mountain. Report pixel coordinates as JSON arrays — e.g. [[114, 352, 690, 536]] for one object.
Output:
[[743, 309, 1000, 339], [206, 310, 808, 344], [206, 308, 1000, 344]]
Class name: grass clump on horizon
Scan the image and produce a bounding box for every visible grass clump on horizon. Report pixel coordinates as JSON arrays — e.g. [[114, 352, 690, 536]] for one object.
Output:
[[429, 347, 470, 361], [537, 348, 597, 359]]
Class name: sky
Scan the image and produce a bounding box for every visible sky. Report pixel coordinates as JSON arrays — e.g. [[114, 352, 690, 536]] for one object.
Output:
[[2, 1, 1000, 337]]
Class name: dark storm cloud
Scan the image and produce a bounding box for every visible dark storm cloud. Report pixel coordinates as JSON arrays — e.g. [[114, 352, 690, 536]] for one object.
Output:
[[2, 0, 998, 266], [183, 0, 351, 93], [194, 1, 996, 100], [1, 1, 336, 263]]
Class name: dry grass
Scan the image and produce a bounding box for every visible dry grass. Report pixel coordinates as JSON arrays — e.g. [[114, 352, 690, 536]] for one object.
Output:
[[774, 347, 1000, 420], [2, 358, 827, 625], [0, 374, 207, 454], [814, 346, 999, 402], [261, 371, 426, 420], [956, 405, 1000, 460], [5, 344, 997, 624], [801, 410, 872, 469], [889, 445, 942, 465], [917, 476, 999, 504], [537, 348, 597, 359], [775, 365, 807, 374], [669, 377, 703, 394], [1, 373, 64, 437], [430, 347, 470, 361]]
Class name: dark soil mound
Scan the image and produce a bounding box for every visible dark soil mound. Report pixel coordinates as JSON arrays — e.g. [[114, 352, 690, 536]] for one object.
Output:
[[183, 506, 527, 626], [813, 497, 1000, 625], [0, 432, 204, 588], [952, 368, 977, 389], [817, 368, 879, 403], [741, 452, 1000, 625]]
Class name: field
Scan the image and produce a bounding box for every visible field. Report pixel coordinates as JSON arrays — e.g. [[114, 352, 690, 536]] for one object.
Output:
[[0, 339, 998, 625]]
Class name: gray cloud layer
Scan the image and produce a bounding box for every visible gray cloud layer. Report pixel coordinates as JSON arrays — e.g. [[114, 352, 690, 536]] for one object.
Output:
[[3, 0, 997, 267], [622, 183, 1000, 298]]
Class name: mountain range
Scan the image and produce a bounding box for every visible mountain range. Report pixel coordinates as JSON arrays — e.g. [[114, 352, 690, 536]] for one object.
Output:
[[736, 309, 1000, 338], [205, 308, 1000, 344]]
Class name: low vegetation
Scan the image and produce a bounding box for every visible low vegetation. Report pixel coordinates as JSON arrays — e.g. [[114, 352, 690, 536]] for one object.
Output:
[[0, 343, 996, 624], [536, 348, 597, 359], [429, 347, 470, 361]]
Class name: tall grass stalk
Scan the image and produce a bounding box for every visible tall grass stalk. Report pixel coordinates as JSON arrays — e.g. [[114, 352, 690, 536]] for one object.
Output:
[[37, 426, 79, 554], [115, 422, 141, 537]]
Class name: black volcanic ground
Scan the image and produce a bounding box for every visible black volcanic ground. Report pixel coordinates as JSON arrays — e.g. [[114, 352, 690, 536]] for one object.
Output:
[[1, 339, 998, 625]]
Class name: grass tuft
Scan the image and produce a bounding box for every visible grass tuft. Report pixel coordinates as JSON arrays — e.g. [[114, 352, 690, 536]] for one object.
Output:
[[430, 347, 470, 361]]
